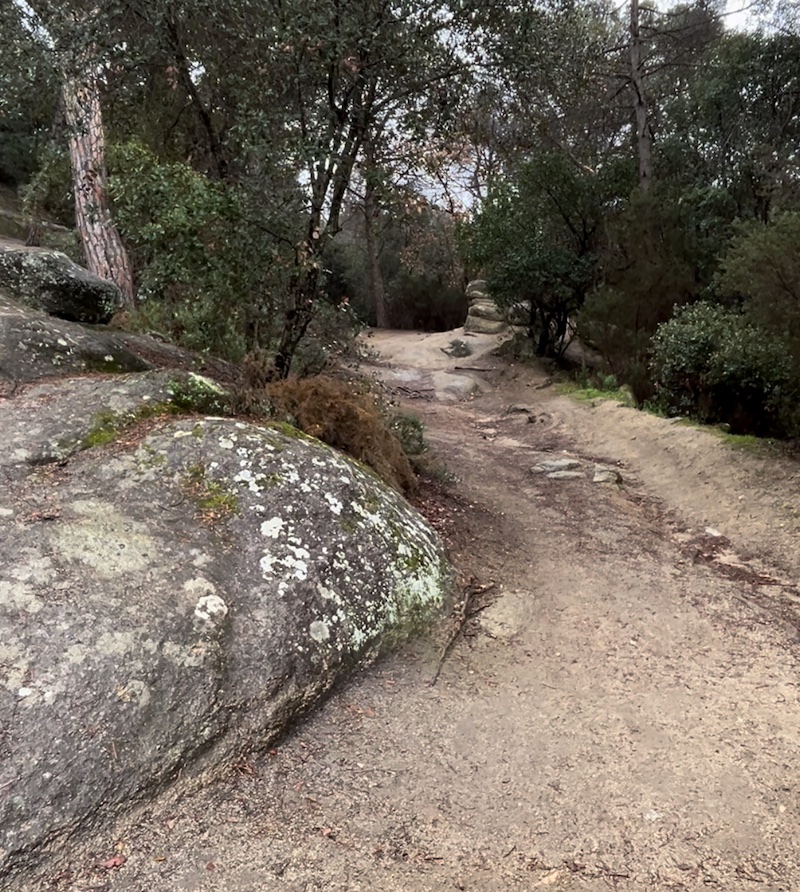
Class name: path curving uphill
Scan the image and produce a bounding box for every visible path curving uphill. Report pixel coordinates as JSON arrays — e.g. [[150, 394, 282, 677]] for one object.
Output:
[[34, 326, 800, 892]]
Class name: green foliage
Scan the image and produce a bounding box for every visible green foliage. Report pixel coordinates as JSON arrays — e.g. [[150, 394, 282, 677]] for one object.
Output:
[[0, 3, 58, 187], [461, 151, 627, 357], [651, 303, 798, 436], [579, 187, 737, 402], [290, 300, 365, 377], [81, 402, 174, 450], [660, 32, 800, 223], [328, 199, 467, 331], [717, 212, 800, 363], [388, 412, 427, 457], [109, 142, 291, 360]]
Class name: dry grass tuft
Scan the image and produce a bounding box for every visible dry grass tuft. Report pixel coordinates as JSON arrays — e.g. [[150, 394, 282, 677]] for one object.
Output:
[[265, 375, 416, 492]]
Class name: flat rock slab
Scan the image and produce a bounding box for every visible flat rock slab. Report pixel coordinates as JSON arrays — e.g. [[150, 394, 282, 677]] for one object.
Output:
[[531, 458, 582, 473], [0, 292, 151, 386], [593, 465, 623, 484]]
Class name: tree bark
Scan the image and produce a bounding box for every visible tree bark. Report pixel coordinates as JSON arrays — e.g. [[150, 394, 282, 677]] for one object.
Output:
[[630, 0, 654, 193], [62, 62, 135, 306], [363, 139, 388, 328]]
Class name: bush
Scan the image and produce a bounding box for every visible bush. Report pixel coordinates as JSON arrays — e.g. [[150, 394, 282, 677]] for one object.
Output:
[[651, 303, 798, 436], [109, 142, 293, 361], [717, 212, 800, 364]]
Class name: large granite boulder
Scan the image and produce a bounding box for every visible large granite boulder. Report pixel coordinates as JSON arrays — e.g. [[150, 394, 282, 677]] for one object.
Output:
[[0, 245, 123, 324], [0, 299, 451, 882]]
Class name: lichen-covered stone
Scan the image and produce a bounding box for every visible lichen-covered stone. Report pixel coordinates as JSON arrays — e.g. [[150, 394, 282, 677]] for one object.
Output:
[[0, 292, 234, 390], [0, 291, 152, 387], [0, 381, 452, 881], [0, 245, 123, 323]]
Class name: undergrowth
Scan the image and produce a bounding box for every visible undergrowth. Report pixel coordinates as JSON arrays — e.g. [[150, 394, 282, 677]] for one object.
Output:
[[558, 370, 636, 408], [264, 375, 418, 492]]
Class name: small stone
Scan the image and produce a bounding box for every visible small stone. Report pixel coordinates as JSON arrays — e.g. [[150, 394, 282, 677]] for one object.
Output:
[[593, 466, 623, 484], [532, 458, 581, 474], [547, 471, 585, 480]]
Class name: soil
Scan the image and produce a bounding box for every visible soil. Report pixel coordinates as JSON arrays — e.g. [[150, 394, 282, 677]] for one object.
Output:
[[28, 328, 800, 892]]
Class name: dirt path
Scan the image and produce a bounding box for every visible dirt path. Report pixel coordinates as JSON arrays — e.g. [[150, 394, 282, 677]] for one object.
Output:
[[39, 328, 800, 892]]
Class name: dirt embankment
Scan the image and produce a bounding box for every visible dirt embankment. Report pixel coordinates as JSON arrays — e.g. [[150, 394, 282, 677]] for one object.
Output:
[[31, 327, 800, 892]]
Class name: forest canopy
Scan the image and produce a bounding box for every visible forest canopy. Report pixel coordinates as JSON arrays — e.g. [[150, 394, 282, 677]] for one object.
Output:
[[3, 0, 800, 434]]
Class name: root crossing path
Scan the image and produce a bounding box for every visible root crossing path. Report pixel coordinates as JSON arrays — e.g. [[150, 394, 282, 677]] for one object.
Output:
[[49, 329, 800, 892]]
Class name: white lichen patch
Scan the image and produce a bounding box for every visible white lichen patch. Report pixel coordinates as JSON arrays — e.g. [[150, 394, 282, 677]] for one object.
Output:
[[260, 517, 285, 539], [183, 577, 217, 598], [194, 593, 229, 629], [10, 554, 55, 586], [233, 468, 264, 493], [317, 583, 341, 603], [218, 437, 235, 450], [95, 630, 148, 658], [309, 620, 330, 642], [260, 542, 310, 581], [190, 549, 212, 568], [260, 554, 277, 575], [189, 372, 226, 394], [324, 493, 343, 515], [65, 643, 89, 665], [52, 500, 156, 579], [0, 580, 44, 614], [115, 679, 150, 707], [162, 639, 207, 669], [0, 507, 14, 518]]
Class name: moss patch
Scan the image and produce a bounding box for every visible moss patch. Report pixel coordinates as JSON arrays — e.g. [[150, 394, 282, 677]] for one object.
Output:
[[558, 381, 636, 408], [182, 461, 239, 522], [81, 403, 174, 450]]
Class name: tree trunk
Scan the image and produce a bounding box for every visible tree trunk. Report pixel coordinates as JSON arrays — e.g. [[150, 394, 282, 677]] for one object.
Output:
[[630, 0, 654, 194], [273, 261, 320, 379], [363, 152, 388, 327], [62, 65, 135, 306]]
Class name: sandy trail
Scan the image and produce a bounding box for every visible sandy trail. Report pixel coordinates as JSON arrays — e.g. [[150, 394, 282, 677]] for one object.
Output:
[[36, 327, 800, 892]]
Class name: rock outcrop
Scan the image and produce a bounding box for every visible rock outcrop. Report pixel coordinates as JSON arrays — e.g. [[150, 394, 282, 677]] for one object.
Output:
[[0, 290, 451, 881], [0, 292, 237, 393], [0, 245, 123, 324], [463, 280, 510, 335]]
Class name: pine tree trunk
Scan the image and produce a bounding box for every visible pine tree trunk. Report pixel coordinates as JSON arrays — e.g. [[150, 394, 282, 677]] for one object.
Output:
[[362, 133, 388, 328], [630, 0, 654, 193], [364, 179, 388, 328], [62, 66, 135, 306]]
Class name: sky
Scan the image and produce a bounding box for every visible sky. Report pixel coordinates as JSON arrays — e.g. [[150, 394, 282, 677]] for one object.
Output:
[[724, 0, 759, 30]]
